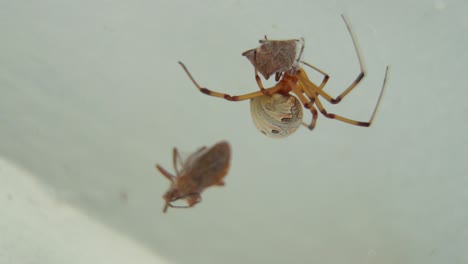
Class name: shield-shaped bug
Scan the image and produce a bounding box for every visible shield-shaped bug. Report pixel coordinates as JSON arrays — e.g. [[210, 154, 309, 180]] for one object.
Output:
[[156, 141, 231, 213], [242, 36, 304, 81]]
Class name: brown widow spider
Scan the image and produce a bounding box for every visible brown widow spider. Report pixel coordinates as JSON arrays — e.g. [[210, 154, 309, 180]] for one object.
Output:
[[178, 15, 389, 138]]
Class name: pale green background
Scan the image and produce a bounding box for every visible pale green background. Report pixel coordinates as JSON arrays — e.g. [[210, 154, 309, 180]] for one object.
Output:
[[1, 0, 467, 263]]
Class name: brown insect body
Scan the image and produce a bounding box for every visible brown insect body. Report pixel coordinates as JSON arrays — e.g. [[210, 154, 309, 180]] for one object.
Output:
[[242, 37, 304, 80], [157, 141, 231, 213]]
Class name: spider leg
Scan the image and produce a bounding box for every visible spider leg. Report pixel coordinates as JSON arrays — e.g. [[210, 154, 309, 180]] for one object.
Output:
[[298, 15, 388, 105], [253, 65, 288, 92], [303, 106, 318, 130], [286, 80, 319, 130], [295, 81, 320, 130], [300, 66, 389, 127], [179, 61, 282, 101], [252, 49, 271, 96], [331, 14, 366, 104], [298, 65, 388, 108], [254, 66, 268, 95], [300, 61, 329, 90], [296, 38, 305, 68]]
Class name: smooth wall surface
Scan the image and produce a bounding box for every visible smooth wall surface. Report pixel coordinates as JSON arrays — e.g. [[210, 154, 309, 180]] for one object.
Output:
[[1, 0, 467, 263]]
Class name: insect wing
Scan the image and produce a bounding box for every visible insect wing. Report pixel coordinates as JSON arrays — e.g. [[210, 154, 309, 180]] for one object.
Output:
[[178, 146, 209, 174]]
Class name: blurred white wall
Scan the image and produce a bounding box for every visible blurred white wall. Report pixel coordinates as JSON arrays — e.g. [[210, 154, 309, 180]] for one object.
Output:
[[0, 157, 169, 264]]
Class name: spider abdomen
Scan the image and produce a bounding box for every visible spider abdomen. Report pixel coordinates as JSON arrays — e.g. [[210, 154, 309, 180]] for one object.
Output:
[[250, 93, 303, 138]]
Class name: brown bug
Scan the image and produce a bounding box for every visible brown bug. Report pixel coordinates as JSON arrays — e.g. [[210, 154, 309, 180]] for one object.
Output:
[[156, 141, 231, 213], [178, 15, 389, 138], [242, 36, 304, 81]]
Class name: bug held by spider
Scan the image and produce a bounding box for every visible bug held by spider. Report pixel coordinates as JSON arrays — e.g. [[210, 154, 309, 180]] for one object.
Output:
[[179, 15, 389, 138], [156, 141, 231, 213], [242, 36, 304, 81]]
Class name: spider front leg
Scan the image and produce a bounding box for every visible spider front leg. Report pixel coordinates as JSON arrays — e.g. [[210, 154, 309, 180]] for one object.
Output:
[[301, 66, 389, 127], [297, 58, 367, 105], [303, 105, 318, 130], [300, 61, 330, 90], [286, 80, 319, 130], [252, 49, 272, 96], [178, 61, 281, 101], [254, 67, 272, 96], [299, 15, 389, 105]]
